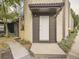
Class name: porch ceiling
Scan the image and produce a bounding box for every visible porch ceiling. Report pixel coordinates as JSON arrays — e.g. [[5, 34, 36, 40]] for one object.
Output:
[[29, 2, 64, 8], [29, 2, 64, 14]]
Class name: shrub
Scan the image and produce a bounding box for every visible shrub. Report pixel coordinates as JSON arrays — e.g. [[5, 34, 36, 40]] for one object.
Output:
[[58, 29, 77, 53]]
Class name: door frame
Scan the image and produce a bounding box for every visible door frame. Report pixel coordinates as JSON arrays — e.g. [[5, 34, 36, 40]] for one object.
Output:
[[32, 13, 56, 43]]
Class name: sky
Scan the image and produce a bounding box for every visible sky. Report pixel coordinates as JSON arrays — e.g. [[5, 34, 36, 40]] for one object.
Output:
[[69, 0, 79, 15]]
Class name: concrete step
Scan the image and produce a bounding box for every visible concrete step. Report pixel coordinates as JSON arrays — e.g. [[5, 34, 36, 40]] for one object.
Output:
[[31, 43, 66, 59], [67, 53, 79, 59], [34, 54, 66, 59]]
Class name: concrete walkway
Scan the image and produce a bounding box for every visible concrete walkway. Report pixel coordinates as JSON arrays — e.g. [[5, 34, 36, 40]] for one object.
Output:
[[67, 31, 79, 59], [7, 41, 34, 59], [31, 43, 65, 55], [31, 43, 66, 59]]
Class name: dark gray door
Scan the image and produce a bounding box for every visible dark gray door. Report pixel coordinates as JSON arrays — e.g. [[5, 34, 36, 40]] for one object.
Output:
[[33, 15, 39, 43], [49, 15, 56, 43], [33, 15, 56, 43]]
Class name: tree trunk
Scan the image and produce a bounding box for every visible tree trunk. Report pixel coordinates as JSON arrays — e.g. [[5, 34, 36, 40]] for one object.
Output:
[[5, 23, 8, 37], [4, 19, 8, 37]]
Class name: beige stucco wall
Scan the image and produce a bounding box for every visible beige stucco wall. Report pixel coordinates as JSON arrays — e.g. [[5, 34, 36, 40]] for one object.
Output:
[[19, 17, 24, 39], [23, 0, 71, 42], [19, 31, 24, 39], [69, 10, 74, 31], [56, 9, 63, 42], [23, 0, 64, 43], [24, 0, 33, 42], [56, 0, 71, 42], [64, 0, 69, 38], [30, 0, 63, 4]]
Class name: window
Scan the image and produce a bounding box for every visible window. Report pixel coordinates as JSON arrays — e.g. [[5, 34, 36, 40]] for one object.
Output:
[[39, 16, 49, 41]]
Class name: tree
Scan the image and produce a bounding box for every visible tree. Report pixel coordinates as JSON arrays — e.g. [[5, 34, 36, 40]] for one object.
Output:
[[0, 0, 20, 36]]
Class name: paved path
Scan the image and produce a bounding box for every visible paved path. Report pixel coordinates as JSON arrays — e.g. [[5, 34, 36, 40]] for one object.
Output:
[[67, 31, 79, 59], [7, 41, 34, 59]]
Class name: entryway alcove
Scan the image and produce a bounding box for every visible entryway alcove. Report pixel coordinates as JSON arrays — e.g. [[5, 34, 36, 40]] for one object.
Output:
[[32, 11, 56, 43], [29, 3, 66, 59]]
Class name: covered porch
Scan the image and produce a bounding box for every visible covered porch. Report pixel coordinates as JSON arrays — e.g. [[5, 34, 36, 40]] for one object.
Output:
[[29, 2, 64, 43], [28, 2, 66, 59]]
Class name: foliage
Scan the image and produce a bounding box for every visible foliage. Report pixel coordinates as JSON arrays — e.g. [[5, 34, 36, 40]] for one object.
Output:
[[71, 9, 79, 28], [0, 0, 20, 36], [0, 42, 8, 49], [58, 29, 77, 53], [77, 25, 79, 30], [0, 0, 20, 21]]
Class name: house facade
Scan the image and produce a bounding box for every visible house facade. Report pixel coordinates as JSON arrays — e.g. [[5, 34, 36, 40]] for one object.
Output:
[[21, 0, 73, 43], [0, 19, 19, 36], [19, 0, 74, 58]]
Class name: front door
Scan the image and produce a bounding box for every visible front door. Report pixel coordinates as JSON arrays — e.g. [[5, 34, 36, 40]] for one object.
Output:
[[33, 14, 56, 43]]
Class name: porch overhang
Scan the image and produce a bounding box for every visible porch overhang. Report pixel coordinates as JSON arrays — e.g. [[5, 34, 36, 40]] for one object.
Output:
[[29, 2, 64, 14]]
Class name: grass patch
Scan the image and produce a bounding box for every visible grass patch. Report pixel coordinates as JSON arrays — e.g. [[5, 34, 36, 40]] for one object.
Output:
[[58, 29, 77, 53], [0, 37, 14, 51], [0, 43, 9, 49]]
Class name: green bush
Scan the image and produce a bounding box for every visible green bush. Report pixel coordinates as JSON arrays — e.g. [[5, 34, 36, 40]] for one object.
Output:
[[58, 29, 77, 53], [77, 25, 79, 30]]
